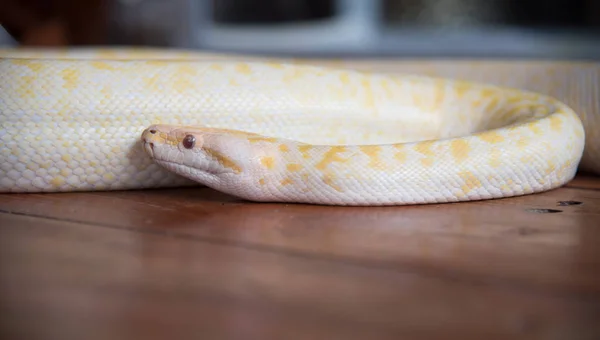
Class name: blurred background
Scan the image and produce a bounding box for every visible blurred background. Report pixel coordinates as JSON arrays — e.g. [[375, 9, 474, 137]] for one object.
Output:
[[1, 0, 599, 59]]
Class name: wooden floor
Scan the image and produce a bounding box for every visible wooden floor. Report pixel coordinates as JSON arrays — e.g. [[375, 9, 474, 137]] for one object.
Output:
[[1, 176, 599, 340]]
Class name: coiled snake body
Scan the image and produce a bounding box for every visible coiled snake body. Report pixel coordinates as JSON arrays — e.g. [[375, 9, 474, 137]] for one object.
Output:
[[0, 48, 598, 205]]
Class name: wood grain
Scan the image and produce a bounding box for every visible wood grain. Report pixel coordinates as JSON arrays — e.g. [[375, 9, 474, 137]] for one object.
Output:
[[1, 175, 600, 340]]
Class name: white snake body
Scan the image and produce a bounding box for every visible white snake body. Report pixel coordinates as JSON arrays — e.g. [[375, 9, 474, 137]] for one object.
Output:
[[0, 48, 597, 205]]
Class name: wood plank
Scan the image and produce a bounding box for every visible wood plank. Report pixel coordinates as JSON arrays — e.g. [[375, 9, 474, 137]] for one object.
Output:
[[565, 175, 600, 191], [1, 212, 599, 340], [1, 177, 599, 296]]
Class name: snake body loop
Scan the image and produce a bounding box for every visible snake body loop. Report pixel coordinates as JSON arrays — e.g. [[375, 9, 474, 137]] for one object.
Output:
[[0, 48, 597, 205]]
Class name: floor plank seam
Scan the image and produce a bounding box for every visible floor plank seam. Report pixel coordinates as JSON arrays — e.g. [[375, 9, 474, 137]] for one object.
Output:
[[564, 185, 600, 191]]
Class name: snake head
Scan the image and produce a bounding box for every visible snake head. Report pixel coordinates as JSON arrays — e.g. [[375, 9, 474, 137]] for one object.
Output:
[[141, 124, 274, 193]]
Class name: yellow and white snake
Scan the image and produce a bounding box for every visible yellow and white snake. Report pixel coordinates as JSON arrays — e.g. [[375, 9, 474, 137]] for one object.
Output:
[[0, 48, 598, 205]]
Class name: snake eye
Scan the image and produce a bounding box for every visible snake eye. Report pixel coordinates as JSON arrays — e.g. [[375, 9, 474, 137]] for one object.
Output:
[[182, 134, 196, 149]]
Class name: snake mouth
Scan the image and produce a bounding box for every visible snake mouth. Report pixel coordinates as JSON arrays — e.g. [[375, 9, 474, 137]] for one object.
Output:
[[153, 159, 222, 187], [142, 144, 232, 177], [142, 141, 155, 158]]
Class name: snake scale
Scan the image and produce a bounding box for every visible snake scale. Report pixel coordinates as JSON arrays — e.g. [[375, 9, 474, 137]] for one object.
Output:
[[0, 48, 598, 205]]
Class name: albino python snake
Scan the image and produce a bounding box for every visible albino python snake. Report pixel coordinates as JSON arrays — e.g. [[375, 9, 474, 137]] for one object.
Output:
[[0, 48, 598, 205]]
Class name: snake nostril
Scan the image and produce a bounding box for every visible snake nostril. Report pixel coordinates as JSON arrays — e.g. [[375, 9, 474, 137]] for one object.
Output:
[[149, 129, 157, 134]]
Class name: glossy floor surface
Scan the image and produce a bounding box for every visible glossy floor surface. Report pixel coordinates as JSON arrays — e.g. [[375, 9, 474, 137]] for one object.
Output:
[[1, 176, 599, 340]]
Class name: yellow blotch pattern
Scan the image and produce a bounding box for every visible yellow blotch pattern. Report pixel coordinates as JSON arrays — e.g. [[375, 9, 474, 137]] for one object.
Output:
[[322, 174, 342, 192], [154, 131, 181, 146], [339, 73, 350, 84], [380, 79, 393, 98], [484, 97, 501, 112], [174, 78, 193, 93], [176, 64, 198, 76], [450, 139, 471, 162], [143, 74, 161, 91], [283, 68, 309, 83], [90, 61, 116, 70], [459, 171, 483, 193], [260, 157, 275, 169], [454, 82, 473, 98], [432, 81, 446, 110], [478, 131, 505, 144], [488, 149, 503, 168], [361, 78, 375, 109], [298, 145, 313, 159], [266, 62, 284, 69], [287, 164, 302, 172], [516, 137, 529, 149], [235, 63, 252, 75], [204, 148, 242, 174], [248, 136, 278, 143], [480, 88, 496, 99], [414, 142, 436, 167], [61, 68, 80, 90], [17, 75, 36, 98], [528, 123, 544, 136], [144, 60, 167, 66], [12, 59, 45, 72], [316, 147, 348, 170], [394, 147, 407, 163], [549, 114, 563, 132], [359, 145, 385, 170], [50, 177, 65, 187]]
